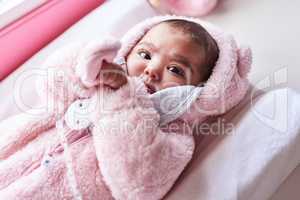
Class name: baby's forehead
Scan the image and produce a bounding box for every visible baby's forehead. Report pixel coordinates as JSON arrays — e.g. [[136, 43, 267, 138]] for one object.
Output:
[[138, 23, 197, 47], [137, 24, 205, 67], [144, 22, 186, 37], [139, 23, 206, 55]]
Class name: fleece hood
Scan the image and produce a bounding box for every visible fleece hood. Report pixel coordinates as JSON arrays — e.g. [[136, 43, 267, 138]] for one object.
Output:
[[115, 15, 252, 125]]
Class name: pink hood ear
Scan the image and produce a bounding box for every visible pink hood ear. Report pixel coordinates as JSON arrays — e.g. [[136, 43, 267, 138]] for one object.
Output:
[[237, 45, 252, 78], [116, 15, 252, 125]]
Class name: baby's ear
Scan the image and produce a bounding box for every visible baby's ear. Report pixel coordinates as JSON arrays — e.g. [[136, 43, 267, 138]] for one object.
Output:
[[237, 45, 252, 78], [76, 37, 121, 87]]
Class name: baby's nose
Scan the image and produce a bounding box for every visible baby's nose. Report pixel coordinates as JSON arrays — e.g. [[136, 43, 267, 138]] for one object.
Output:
[[143, 65, 161, 81]]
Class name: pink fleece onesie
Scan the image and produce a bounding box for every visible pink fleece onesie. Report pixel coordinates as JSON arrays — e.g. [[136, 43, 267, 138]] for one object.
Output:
[[0, 15, 252, 200]]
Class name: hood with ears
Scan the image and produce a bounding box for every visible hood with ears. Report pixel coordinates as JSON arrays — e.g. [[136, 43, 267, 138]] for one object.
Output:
[[115, 15, 252, 126]]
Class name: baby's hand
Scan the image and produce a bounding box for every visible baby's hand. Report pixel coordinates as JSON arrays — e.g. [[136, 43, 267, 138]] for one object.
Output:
[[75, 38, 122, 88], [99, 61, 128, 90]]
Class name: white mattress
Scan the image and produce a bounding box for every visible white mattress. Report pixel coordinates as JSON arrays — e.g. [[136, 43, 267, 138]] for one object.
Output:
[[164, 88, 300, 200], [1, 0, 300, 199]]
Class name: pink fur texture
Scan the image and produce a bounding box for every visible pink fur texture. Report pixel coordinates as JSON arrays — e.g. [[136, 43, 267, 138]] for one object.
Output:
[[0, 40, 194, 200], [0, 16, 251, 199]]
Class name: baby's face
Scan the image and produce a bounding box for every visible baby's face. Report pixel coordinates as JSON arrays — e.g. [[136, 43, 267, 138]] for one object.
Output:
[[126, 23, 204, 94]]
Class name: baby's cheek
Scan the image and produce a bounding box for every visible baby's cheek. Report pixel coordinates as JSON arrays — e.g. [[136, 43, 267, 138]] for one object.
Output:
[[161, 80, 185, 89], [126, 57, 145, 77], [161, 73, 187, 88]]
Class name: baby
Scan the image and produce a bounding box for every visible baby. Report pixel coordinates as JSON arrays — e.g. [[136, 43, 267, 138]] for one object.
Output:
[[94, 19, 219, 94], [0, 16, 251, 200]]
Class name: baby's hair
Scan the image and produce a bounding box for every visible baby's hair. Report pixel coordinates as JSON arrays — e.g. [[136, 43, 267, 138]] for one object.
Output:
[[162, 19, 219, 83]]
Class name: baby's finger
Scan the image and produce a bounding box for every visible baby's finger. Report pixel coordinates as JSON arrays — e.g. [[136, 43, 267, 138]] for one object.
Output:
[[99, 63, 127, 89]]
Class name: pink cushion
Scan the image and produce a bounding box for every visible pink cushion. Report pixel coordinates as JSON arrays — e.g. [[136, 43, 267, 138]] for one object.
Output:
[[0, 0, 105, 80]]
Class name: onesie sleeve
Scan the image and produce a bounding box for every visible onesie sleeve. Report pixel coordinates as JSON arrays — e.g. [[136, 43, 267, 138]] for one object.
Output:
[[90, 78, 195, 200], [36, 38, 121, 115]]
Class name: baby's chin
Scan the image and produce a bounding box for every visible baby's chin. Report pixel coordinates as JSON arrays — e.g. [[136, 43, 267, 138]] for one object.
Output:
[[144, 82, 188, 94], [144, 82, 156, 94]]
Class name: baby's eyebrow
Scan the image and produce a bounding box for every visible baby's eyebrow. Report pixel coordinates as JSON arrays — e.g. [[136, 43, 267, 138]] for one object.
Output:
[[138, 41, 156, 49], [172, 54, 193, 71], [137, 42, 193, 71]]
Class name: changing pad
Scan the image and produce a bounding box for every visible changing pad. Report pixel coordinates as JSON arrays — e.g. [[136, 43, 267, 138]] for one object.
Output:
[[165, 88, 300, 200]]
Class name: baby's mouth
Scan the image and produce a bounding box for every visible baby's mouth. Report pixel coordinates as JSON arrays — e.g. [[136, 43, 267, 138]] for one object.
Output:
[[144, 83, 156, 94]]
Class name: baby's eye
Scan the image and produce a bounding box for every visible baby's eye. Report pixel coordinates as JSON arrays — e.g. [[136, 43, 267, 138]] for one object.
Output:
[[138, 50, 151, 60], [167, 65, 185, 77]]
